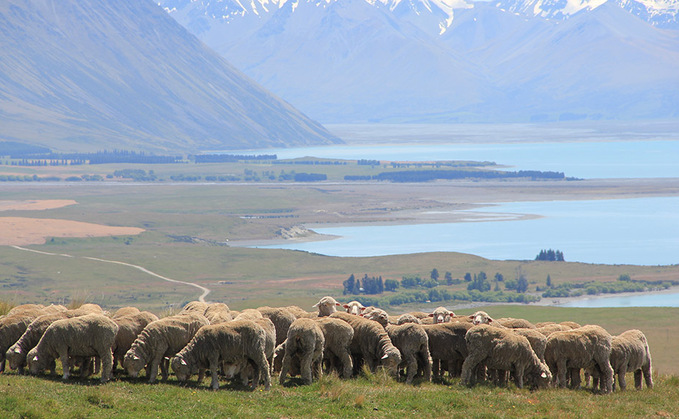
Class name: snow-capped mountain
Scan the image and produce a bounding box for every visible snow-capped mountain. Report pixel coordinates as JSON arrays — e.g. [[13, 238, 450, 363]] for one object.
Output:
[[158, 0, 679, 123]]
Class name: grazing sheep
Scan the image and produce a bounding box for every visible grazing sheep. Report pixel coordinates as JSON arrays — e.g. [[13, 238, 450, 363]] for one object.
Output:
[[279, 318, 325, 385], [123, 313, 209, 382], [315, 317, 354, 378], [396, 314, 421, 325], [544, 325, 614, 393], [0, 314, 38, 373], [422, 321, 472, 379], [343, 301, 366, 316], [112, 311, 159, 372], [27, 314, 118, 383], [386, 322, 432, 384], [112, 307, 141, 319], [204, 303, 231, 324], [513, 328, 548, 362], [313, 296, 342, 317], [429, 307, 454, 324], [283, 305, 316, 319], [171, 320, 271, 390], [461, 324, 552, 389], [257, 306, 296, 347], [233, 309, 264, 321], [6, 311, 78, 373], [590, 329, 653, 391], [182, 301, 209, 314], [496, 317, 536, 329], [535, 324, 571, 337], [363, 308, 389, 328], [329, 311, 401, 376]]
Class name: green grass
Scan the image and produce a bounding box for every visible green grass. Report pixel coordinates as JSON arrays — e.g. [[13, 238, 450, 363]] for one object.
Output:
[[0, 369, 677, 418]]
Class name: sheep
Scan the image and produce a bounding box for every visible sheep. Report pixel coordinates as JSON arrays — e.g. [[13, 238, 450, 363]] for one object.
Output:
[[6, 304, 44, 317], [405, 311, 431, 320], [386, 322, 432, 384], [233, 309, 264, 321], [461, 324, 552, 389], [535, 324, 571, 337], [6, 311, 77, 373], [329, 311, 401, 377], [313, 296, 342, 317], [283, 305, 316, 319], [279, 318, 325, 385], [560, 321, 582, 329], [182, 301, 209, 314], [496, 317, 536, 329], [203, 303, 232, 324], [421, 321, 472, 379], [69, 303, 105, 315], [123, 313, 209, 382], [429, 307, 454, 324], [41, 304, 68, 314], [396, 314, 421, 325], [343, 301, 366, 316], [469, 311, 499, 326], [315, 317, 354, 378], [112, 311, 159, 372], [363, 308, 389, 328], [112, 307, 141, 319], [0, 314, 37, 373], [544, 325, 614, 393], [27, 313, 118, 383], [257, 306, 296, 347], [171, 320, 271, 390], [513, 328, 548, 362], [589, 329, 653, 391]]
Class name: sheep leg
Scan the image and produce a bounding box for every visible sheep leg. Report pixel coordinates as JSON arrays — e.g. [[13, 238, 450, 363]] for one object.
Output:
[[594, 356, 613, 394], [279, 353, 290, 385], [209, 357, 220, 390], [99, 350, 113, 383], [460, 356, 481, 387], [431, 358, 440, 379], [252, 352, 271, 390], [556, 359, 568, 388], [404, 353, 417, 385], [337, 350, 353, 379], [148, 354, 162, 383], [300, 353, 313, 384], [0, 359, 5, 373], [513, 367, 524, 389], [160, 357, 169, 381], [59, 350, 70, 380], [642, 364, 653, 389]]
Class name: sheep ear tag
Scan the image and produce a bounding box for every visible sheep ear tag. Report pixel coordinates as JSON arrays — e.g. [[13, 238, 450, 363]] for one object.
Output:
[[32, 356, 38, 361], [133, 355, 140, 360], [180, 359, 187, 366], [14, 347, 21, 354], [541, 372, 548, 378], [381, 354, 389, 360]]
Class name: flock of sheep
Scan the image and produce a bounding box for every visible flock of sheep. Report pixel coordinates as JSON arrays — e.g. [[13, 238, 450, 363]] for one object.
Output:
[[0, 297, 653, 394]]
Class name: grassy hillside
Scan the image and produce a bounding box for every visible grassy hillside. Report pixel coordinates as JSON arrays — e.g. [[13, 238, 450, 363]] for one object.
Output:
[[0, 366, 677, 418]]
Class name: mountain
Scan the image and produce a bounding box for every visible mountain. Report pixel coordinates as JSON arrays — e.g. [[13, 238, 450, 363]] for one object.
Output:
[[159, 0, 679, 123], [0, 0, 340, 154]]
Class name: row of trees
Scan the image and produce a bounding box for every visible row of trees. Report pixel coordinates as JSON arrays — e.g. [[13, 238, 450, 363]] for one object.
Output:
[[535, 249, 565, 261]]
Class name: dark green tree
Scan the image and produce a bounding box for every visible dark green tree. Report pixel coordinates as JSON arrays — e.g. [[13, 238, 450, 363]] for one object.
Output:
[[516, 275, 529, 293], [546, 274, 552, 288], [384, 279, 400, 292], [430, 268, 439, 281]]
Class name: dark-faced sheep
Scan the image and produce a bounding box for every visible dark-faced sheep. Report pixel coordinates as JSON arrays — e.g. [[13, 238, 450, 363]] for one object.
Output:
[[123, 313, 209, 382], [329, 311, 401, 377], [545, 325, 614, 393], [279, 318, 325, 385], [27, 314, 118, 383], [171, 320, 271, 390], [462, 324, 552, 389]]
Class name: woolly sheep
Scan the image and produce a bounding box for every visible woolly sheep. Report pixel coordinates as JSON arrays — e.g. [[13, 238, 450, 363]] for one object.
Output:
[[396, 314, 421, 325], [279, 318, 325, 385], [496, 317, 536, 329], [313, 296, 342, 317], [315, 317, 354, 378], [422, 321, 472, 379], [6, 304, 44, 317], [112, 311, 159, 372], [123, 313, 209, 382], [257, 306, 296, 347], [70, 303, 105, 315], [172, 320, 270, 390], [343, 301, 366, 316], [544, 325, 614, 393], [513, 328, 548, 362], [386, 322, 432, 384], [27, 314, 118, 383], [182, 301, 209, 314], [363, 308, 389, 328], [6, 311, 79, 373], [112, 307, 141, 319], [590, 329, 653, 391], [204, 303, 231, 324], [429, 307, 454, 324], [462, 324, 552, 389], [469, 311, 500, 326], [535, 324, 571, 337], [329, 311, 401, 376], [283, 305, 316, 319], [0, 314, 37, 373], [233, 309, 264, 321]]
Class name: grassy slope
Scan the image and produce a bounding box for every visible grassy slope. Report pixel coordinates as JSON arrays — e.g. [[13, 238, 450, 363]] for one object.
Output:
[[0, 369, 677, 418]]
